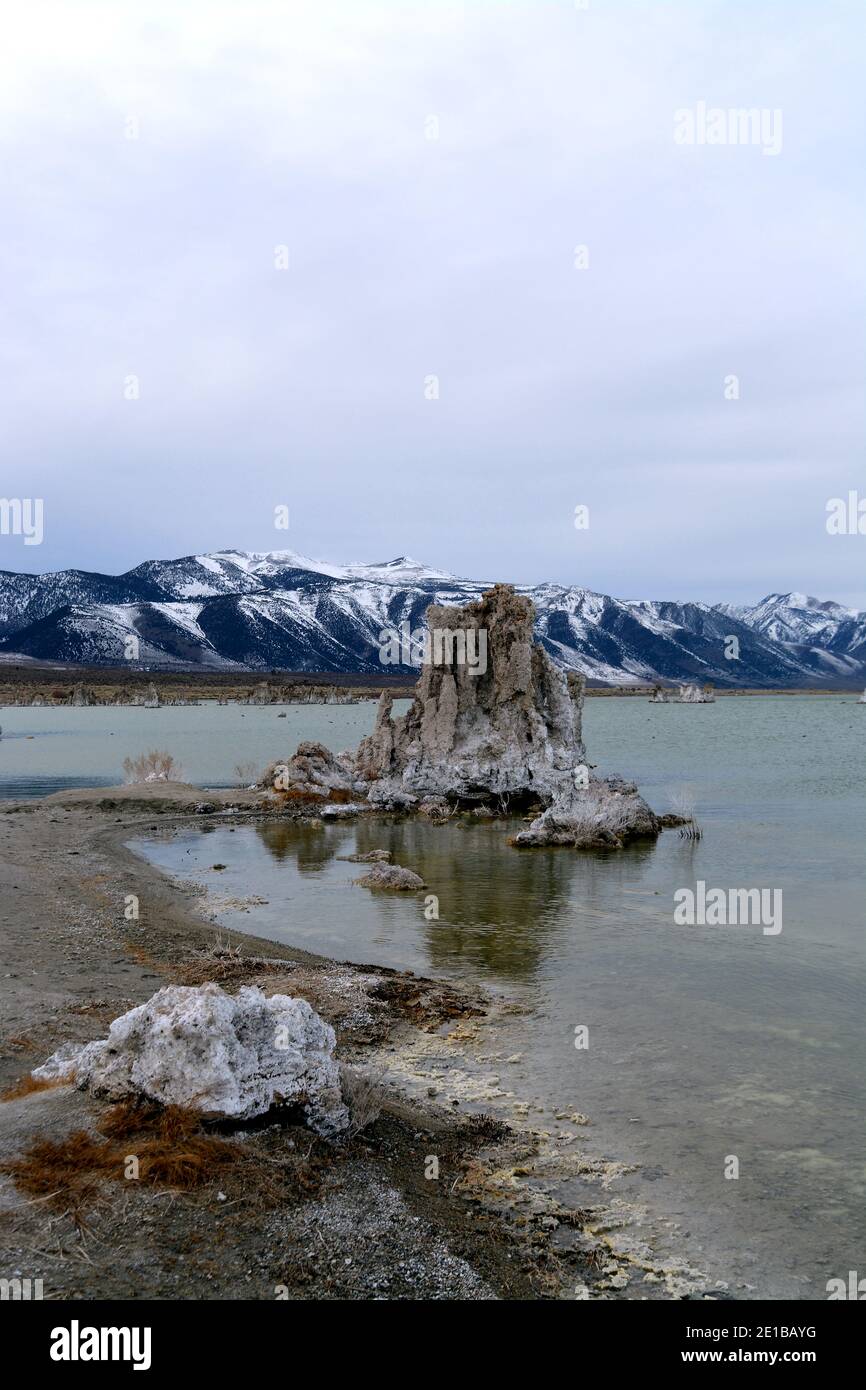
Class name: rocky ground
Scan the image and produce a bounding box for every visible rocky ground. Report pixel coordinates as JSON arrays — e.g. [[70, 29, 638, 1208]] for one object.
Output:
[[0, 787, 643, 1301]]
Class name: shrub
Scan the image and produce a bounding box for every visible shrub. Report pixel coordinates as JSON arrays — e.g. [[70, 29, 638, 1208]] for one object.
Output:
[[340, 1064, 386, 1136], [122, 750, 182, 783], [669, 784, 703, 840]]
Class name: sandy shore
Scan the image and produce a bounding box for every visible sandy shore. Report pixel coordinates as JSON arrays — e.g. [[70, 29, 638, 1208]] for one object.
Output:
[[0, 785, 586, 1301], [0, 784, 720, 1301]]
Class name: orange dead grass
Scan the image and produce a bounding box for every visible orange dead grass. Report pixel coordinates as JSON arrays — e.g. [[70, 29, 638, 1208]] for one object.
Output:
[[0, 1073, 67, 1102], [0, 1100, 240, 1211]]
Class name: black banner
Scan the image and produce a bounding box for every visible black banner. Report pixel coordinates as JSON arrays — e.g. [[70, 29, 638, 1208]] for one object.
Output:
[[3, 1296, 861, 1373]]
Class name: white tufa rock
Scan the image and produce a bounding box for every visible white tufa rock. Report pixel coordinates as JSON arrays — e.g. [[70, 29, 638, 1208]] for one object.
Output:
[[650, 683, 715, 703], [261, 740, 364, 800], [352, 863, 426, 890], [510, 775, 661, 849], [33, 984, 349, 1138]]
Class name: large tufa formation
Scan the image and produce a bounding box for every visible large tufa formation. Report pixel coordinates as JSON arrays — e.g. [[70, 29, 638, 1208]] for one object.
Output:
[[34, 984, 349, 1138], [356, 583, 660, 848], [259, 584, 660, 849], [357, 584, 587, 808], [129, 682, 162, 708]]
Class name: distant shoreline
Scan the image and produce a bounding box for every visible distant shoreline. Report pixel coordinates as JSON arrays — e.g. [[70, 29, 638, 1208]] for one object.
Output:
[[583, 686, 863, 697], [0, 663, 860, 709]]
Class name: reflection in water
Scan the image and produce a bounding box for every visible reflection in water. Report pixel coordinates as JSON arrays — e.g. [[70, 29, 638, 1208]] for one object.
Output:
[[255, 816, 661, 982], [257, 820, 353, 870]]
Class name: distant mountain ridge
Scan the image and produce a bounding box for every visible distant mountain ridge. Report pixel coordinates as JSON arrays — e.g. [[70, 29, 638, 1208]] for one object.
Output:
[[0, 549, 863, 687]]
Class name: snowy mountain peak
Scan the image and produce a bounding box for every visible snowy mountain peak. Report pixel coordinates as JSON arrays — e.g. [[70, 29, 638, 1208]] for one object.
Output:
[[187, 549, 458, 586], [337, 555, 459, 584], [0, 550, 862, 686], [732, 592, 862, 646], [758, 592, 857, 618]]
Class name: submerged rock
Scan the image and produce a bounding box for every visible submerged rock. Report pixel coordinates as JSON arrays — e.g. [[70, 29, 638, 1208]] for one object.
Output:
[[511, 776, 660, 849], [33, 984, 349, 1138], [353, 864, 426, 891]]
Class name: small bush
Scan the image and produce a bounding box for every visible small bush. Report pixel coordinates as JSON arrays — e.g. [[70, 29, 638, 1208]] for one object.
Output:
[[340, 1064, 386, 1137], [669, 784, 703, 840], [122, 750, 182, 783]]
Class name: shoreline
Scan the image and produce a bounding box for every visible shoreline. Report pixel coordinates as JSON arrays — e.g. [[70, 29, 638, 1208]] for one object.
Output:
[[0, 786, 712, 1300], [0, 666, 861, 710]]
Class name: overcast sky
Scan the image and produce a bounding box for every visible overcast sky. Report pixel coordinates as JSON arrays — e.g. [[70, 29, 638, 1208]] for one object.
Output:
[[1, 0, 863, 606]]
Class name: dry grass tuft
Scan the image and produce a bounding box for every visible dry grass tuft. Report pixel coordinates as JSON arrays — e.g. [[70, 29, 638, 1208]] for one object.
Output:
[[668, 784, 703, 841], [0, 1098, 335, 1223], [174, 935, 288, 986], [100, 1100, 239, 1187], [0, 1100, 239, 1215], [340, 1064, 386, 1136], [0, 1073, 67, 1102]]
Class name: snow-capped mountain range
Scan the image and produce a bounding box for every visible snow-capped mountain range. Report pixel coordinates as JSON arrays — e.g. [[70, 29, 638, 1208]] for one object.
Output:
[[0, 549, 863, 687]]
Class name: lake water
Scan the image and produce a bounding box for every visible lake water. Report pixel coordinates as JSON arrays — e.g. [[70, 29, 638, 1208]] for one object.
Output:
[[6, 696, 863, 1297], [0, 701, 403, 800]]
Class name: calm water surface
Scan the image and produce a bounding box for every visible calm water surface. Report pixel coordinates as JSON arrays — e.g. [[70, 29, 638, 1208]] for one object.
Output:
[[0, 701, 402, 799]]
